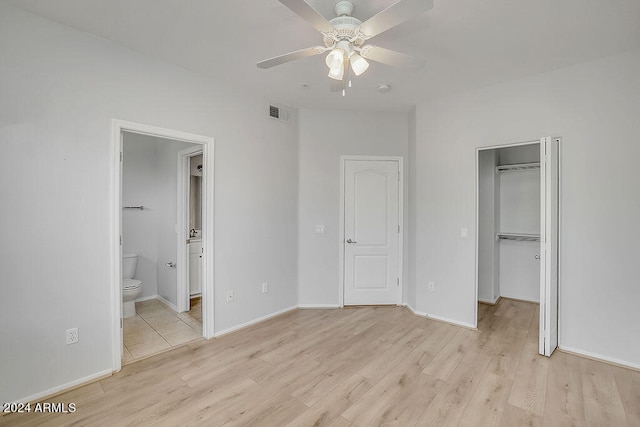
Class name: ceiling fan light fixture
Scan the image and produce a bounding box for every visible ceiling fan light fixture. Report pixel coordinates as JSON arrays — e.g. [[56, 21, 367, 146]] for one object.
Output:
[[325, 48, 344, 69], [350, 53, 369, 76], [328, 63, 344, 80]]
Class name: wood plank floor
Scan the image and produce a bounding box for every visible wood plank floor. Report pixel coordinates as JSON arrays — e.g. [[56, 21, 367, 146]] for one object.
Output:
[[5, 299, 640, 426]]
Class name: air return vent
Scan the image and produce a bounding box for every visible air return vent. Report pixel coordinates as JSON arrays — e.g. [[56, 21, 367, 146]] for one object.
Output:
[[268, 102, 290, 123]]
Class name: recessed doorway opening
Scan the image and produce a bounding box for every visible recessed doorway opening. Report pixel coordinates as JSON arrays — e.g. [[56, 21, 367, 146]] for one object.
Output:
[[111, 120, 215, 371], [475, 137, 560, 357]]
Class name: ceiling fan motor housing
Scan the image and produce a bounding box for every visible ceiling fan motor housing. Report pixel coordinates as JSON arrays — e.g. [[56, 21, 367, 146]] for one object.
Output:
[[325, 16, 365, 48], [334, 1, 354, 17]]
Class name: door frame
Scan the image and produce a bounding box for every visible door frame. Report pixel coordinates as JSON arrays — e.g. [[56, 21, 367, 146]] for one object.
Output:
[[474, 138, 561, 356], [339, 155, 404, 307], [177, 146, 204, 313], [111, 119, 215, 372]]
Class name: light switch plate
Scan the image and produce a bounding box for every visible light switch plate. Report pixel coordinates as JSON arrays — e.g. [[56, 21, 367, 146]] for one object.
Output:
[[460, 227, 468, 238]]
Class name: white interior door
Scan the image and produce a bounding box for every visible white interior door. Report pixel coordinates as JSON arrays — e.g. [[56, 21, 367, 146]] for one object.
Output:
[[539, 137, 560, 356], [344, 160, 400, 305]]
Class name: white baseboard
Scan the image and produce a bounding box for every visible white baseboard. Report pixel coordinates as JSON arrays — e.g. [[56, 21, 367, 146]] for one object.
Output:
[[135, 294, 157, 303], [11, 369, 112, 405], [134, 295, 178, 312], [405, 304, 477, 330], [478, 295, 501, 305], [499, 293, 539, 304], [156, 295, 178, 312], [214, 305, 298, 337], [298, 304, 341, 309], [404, 303, 420, 316], [559, 345, 640, 371]]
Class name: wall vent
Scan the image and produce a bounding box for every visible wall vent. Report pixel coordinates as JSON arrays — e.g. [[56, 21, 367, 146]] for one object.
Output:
[[269, 105, 280, 119], [268, 103, 290, 123]]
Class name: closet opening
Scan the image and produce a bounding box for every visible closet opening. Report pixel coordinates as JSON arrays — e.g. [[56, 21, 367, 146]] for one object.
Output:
[[476, 137, 560, 357]]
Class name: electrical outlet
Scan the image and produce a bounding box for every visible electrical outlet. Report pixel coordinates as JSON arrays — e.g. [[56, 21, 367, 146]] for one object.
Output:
[[66, 328, 79, 345], [226, 290, 234, 303], [428, 281, 435, 292], [262, 282, 268, 293]]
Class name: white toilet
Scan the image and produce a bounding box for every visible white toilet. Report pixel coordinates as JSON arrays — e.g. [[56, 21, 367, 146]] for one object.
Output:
[[122, 253, 143, 318]]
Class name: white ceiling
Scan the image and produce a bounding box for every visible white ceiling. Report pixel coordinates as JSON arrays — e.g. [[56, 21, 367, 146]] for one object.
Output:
[[7, 0, 640, 112]]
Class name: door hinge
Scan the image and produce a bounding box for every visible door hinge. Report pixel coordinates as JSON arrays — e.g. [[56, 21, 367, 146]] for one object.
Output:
[[398, 171, 400, 181], [396, 278, 399, 286], [119, 235, 122, 245], [398, 225, 400, 233], [120, 152, 123, 162]]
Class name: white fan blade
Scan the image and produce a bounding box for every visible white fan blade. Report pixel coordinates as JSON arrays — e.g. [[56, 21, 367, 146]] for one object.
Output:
[[360, 45, 425, 71], [257, 46, 325, 69], [358, 0, 434, 38], [279, 0, 334, 33]]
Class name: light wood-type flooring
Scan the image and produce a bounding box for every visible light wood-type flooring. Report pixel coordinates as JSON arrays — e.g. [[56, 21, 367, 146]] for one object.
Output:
[[5, 299, 640, 426]]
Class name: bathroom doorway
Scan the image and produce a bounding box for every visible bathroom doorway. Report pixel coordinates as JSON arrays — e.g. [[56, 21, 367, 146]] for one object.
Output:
[[111, 120, 214, 371], [177, 147, 204, 315]]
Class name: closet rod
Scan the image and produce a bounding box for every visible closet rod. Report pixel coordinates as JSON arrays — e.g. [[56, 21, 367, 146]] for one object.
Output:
[[496, 232, 540, 242]]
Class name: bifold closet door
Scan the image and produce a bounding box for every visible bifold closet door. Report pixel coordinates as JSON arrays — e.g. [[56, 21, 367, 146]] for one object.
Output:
[[539, 136, 559, 357]]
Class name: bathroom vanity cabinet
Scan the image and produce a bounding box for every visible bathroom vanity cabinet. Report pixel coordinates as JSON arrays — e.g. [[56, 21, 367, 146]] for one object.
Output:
[[188, 240, 202, 296]]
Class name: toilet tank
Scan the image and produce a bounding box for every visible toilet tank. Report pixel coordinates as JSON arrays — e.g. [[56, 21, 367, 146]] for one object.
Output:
[[122, 253, 138, 279]]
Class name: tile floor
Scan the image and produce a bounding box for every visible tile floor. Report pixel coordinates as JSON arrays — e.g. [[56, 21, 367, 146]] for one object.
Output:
[[122, 297, 202, 364]]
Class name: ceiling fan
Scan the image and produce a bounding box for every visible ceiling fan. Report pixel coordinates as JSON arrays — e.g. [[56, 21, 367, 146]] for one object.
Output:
[[257, 0, 434, 93]]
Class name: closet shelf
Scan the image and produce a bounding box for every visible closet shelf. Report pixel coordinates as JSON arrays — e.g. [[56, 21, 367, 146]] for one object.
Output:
[[496, 162, 540, 172], [496, 232, 540, 242]]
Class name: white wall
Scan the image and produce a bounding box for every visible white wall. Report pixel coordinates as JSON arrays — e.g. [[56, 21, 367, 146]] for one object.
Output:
[[413, 49, 640, 366], [0, 4, 298, 402], [122, 134, 160, 299], [154, 138, 196, 306], [122, 133, 196, 305], [297, 109, 408, 306], [498, 167, 540, 302], [477, 150, 499, 303], [407, 107, 417, 309]]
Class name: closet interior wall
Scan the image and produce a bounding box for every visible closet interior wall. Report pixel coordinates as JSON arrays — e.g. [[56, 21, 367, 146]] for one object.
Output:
[[478, 143, 540, 304]]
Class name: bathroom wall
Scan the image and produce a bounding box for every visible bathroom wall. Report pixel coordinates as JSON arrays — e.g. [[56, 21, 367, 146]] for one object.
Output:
[[122, 133, 196, 305], [189, 154, 203, 231], [122, 133, 159, 299], [155, 138, 197, 306]]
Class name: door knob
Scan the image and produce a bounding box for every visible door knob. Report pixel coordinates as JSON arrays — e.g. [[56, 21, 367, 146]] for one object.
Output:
[[346, 238, 357, 244], [535, 255, 540, 260]]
